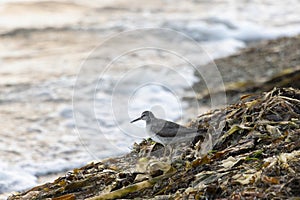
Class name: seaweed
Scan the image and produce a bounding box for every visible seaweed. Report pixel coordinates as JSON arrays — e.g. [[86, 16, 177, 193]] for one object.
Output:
[[9, 87, 300, 200]]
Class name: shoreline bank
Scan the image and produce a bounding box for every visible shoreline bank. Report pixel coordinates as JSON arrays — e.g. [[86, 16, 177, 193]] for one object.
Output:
[[9, 87, 300, 199]]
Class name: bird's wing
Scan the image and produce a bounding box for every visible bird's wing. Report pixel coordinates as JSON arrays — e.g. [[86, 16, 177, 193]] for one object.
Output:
[[150, 119, 178, 137], [151, 119, 198, 138]]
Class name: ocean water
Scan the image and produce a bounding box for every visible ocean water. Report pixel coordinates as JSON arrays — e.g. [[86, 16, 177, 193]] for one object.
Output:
[[0, 0, 300, 196]]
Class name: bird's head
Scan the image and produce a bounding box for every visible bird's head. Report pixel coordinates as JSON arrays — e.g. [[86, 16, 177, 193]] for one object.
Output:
[[130, 110, 155, 123]]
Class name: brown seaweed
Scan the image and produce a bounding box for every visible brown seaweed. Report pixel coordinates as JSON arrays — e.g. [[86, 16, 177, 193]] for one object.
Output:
[[9, 87, 300, 200]]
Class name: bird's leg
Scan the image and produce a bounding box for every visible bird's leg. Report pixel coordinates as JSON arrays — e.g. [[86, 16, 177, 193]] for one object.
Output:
[[167, 145, 174, 162], [161, 145, 171, 162], [162, 145, 167, 159]]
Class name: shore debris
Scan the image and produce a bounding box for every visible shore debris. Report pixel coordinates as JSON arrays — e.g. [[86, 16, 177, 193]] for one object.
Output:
[[9, 87, 300, 199]]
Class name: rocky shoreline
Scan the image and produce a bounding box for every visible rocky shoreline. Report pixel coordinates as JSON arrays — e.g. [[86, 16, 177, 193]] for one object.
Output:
[[192, 35, 300, 106], [9, 87, 300, 199]]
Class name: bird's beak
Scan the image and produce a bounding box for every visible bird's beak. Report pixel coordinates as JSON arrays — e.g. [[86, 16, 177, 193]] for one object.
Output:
[[130, 117, 142, 123]]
